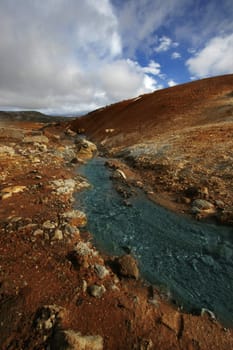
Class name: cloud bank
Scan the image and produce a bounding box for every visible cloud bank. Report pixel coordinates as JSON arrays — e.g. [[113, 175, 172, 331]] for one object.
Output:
[[186, 34, 233, 78], [0, 0, 232, 113], [0, 0, 162, 113]]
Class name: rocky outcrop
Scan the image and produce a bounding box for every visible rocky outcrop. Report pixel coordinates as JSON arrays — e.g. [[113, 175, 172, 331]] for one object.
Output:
[[75, 138, 97, 159]]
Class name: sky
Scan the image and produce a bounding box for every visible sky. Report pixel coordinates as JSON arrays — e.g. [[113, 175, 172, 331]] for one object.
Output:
[[0, 0, 233, 115]]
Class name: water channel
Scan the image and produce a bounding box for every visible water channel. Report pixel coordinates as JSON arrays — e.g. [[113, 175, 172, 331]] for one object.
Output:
[[76, 156, 233, 326]]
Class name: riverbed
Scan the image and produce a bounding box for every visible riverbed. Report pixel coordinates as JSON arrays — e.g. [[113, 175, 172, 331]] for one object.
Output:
[[76, 156, 233, 326]]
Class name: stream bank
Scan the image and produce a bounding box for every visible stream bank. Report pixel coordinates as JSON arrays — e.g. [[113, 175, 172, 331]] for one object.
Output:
[[77, 156, 233, 326]]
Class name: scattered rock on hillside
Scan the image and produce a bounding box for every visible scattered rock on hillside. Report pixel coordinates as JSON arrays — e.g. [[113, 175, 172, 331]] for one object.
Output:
[[191, 199, 215, 216], [94, 264, 109, 279], [51, 329, 103, 350], [0, 145, 15, 155], [88, 284, 106, 298], [23, 135, 49, 144], [51, 178, 76, 195], [61, 210, 87, 227], [115, 254, 139, 280], [0, 185, 27, 199], [35, 304, 65, 332]]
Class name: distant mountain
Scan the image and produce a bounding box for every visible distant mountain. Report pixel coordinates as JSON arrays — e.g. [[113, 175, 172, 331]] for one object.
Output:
[[0, 110, 75, 123]]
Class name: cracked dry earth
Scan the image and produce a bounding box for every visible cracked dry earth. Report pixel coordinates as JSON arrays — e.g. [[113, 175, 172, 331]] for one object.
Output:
[[0, 118, 233, 350]]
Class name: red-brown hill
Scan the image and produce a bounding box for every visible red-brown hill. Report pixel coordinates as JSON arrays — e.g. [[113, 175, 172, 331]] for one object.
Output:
[[71, 74, 233, 147], [71, 74, 233, 223]]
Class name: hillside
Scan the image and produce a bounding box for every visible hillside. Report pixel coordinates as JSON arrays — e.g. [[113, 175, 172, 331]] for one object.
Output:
[[71, 75, 233, 223]]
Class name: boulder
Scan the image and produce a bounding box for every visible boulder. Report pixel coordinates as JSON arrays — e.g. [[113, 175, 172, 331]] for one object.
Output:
[[88, 284, 106, 298], [116, 254, 139, 280], [1, 185, 26, 199], [94, 264, 109, 279], [191, 199, 215, 216], [52, 179, 76, 195], [76, 139, 97, 159], [42, 220, 57, 230], [53, 229, 63, 240], [61, 210, 87, 227], [35, 304, 65, 332], [51, 329, 103, 350]]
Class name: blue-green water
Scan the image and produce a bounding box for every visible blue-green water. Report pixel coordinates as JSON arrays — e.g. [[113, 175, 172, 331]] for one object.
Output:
[[76, 157, 233, 325]]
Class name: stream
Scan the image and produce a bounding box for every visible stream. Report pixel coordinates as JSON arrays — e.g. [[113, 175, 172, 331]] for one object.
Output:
[[76, 156, 233, 326]]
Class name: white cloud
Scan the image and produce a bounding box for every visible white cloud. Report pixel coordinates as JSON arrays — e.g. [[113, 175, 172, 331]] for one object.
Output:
[[171, 52, 181, 59], [155, 36, 172, 52], [186, 33, 233, 77], [99, 59, 163, 101], [0, 0, 168, 113], [154, 36, 179, 53], [0, 0, 124, 112], [142, 60, 161, 75], [168, 80, 177, 87]]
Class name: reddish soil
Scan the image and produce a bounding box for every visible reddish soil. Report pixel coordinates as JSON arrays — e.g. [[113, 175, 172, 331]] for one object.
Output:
[[1, 75, 233, 349]]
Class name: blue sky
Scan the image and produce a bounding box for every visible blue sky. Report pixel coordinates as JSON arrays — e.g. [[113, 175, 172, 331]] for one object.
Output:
[[0, 0, 232, 114]]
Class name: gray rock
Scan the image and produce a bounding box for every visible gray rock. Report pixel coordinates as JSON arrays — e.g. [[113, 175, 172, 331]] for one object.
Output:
[[33, 229, 44, 237], [64, 224, 80, 238], [192, 199, 214, 210], [42, 220, 57, 229], [35, 304, 65, 331], [52, 178, 76, 195], [88, 284, 106, 298], [53, 229, 63, 240], [51, 329, 103, 350], [23, 135, 49, 144], [191, 199, 216, 217], [0, 145, 15, 155], [116, 254, 139, 279], [61, 210, 87, 227], [94, 264, 109, 279], [74, 241, 98, 257]]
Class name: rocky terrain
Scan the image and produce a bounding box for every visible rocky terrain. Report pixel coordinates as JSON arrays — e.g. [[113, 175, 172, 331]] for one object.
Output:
[[72, 74, 233, 224], [1, 75, 233, 350]]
